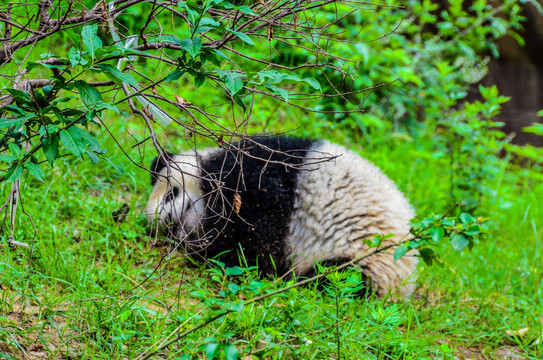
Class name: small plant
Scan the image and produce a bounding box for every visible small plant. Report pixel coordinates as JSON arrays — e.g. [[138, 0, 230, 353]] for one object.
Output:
[[320, 266, 366, 360], [403, 211, 488, 266], [440, 85, 510, 211]]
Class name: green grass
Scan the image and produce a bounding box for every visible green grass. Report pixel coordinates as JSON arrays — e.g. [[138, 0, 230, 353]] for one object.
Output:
[[0, 119, 542, 360]]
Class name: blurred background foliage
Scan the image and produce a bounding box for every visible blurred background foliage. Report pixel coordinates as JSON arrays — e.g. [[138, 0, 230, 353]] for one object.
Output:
[[0, 0, 536, 212]]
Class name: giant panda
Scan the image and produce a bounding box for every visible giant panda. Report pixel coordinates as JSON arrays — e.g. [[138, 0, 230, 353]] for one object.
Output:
[[146, 136, 417, 299]]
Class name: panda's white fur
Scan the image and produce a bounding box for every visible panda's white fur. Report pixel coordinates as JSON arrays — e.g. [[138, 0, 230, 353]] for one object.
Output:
[[146, 150, 213, 240], [146, 137, 417, 299]]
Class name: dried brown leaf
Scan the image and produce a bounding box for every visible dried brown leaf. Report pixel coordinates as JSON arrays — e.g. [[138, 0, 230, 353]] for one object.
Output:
[[505, 327, 530, 337], [175, 95, 192, 106], [142, 105, 155, 121], [267, 24, 273, 41], [234, 193, 242, 214]]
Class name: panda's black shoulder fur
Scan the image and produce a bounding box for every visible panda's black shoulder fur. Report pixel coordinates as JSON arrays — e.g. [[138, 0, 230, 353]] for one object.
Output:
[[199, 136, 318, 275]]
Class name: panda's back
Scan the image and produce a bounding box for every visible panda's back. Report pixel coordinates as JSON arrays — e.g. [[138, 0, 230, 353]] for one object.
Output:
[[198, 136, 317, 275], [286, 141, 417, 298]]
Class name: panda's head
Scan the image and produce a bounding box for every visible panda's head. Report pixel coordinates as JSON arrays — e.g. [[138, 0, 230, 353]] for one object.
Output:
[[146, 151, 206, 240]]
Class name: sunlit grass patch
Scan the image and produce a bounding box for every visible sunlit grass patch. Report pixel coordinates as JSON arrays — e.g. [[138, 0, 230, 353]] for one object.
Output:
[[1, 120, 542, 359]]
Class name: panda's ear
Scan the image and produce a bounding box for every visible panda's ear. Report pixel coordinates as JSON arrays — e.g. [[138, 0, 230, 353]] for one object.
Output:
[[150, 151, 174, 185]]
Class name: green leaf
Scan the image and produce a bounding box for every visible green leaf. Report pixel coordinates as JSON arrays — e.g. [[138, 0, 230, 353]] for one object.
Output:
[[60, 126, 102, 157], [195, 72, 206, 88], [68, 126, 100, 149], [5, 88, 32, 105], [166, 69, 186, 82], [303, 77, 321, 90], [227, 301, 244, 313], [85, 150, 100, 164], [408, 239, 422, 249], [227, 29, 255, 45], [117, 47, 150, 56], [183, 4, 199, 24], [153, 35, 183, 45], [459, 212, 473, 224], [173, 355, 190, 360], [3, 105, 26, 116], [58, 108, 82, 118], [24, 162, 45, 181], [67, 29, 81, 48], [419, 248, 436, 266], [81, 24, 103, 59], [225, 73, 245, 95], [265, 84, 289, 102], [523, 123, 543, 136], [9, 143, 21, 159], [224, 344, 238, 360], [213, 49, 230, 60], [85, 110, 97, 124], [258, 70, 321, 90], [74, 80, 102, 105], [199, 18, 221, 27], [217, 70, 245, 96], [195, 17, 221, 33], [451, 233, 469, 251], [27, 61, 67, 71], [371, 236, 383, 247], [89, 143, 106, 154], [68, 46, 88, 66], [113, 332, 135, 342], [233, 94, 245, 111], [258, 70, 299, 83], [60, 129, 83, 157], [94, 47, 111, 58], [98, 64, 139, 86], [181, 38, 202, 58], [205, 342, 219, 359], [393, 244, 409, 261], [236, 5, 255, 14], [429, 226, 444, 242], [439, 343, 454, 354], [421, 218, 434, 228], [0, 154, 17, 163], [227, 282, 239, 294], [4, 163, 23, 183], [190, 290, 206, 299], [105, 157, 123, 174], [0, 117, 29, 130], [225, 266, 243, 276], [465, 224, 481, 236], [42, 133, 59, 166], [39, 124, 59, 138], [94, 102, 120, 114]]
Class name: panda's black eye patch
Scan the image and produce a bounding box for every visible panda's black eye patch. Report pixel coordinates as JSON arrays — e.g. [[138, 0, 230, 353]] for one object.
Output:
[[165, 187, 180, 203]]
